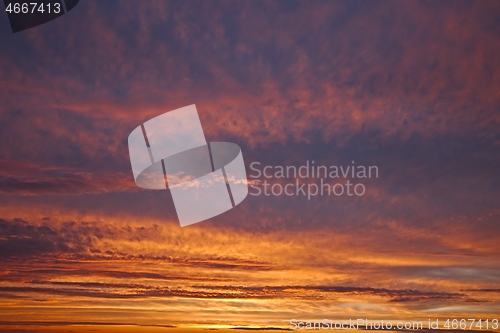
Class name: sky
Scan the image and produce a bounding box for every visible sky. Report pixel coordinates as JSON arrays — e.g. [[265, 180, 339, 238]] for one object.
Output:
[[0, 0, 499, 332]]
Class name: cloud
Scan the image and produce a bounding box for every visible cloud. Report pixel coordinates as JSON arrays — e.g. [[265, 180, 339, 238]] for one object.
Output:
[[1, 1, 500, 330], [1, 1, 500, 159], [0, 279, 473, 302], [0, 321, 176, 328], [230, 328, 291, 331], [0, 215, 499, 329]]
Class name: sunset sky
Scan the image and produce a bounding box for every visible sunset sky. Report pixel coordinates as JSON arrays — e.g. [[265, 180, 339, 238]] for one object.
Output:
[[0, 0, 499, 332]]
